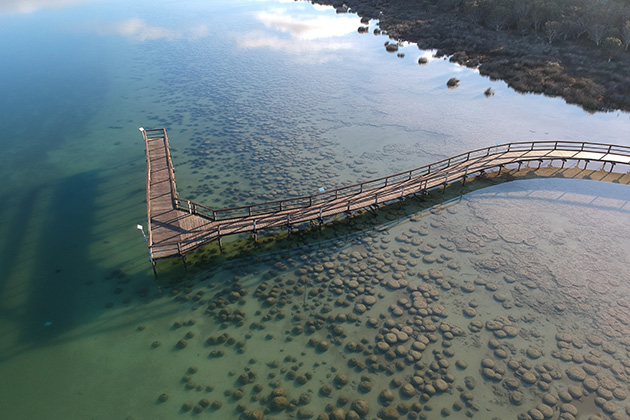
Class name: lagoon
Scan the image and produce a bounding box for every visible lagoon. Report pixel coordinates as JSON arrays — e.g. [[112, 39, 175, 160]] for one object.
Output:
[[0, 1, 629, 419]]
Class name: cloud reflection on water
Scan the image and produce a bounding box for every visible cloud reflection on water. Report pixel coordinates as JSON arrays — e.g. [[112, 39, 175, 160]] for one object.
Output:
[[106, 18, 209, 42], [255, 10, 358, 40], [0, 0, 96, 15], [237, 8, 360, 63]]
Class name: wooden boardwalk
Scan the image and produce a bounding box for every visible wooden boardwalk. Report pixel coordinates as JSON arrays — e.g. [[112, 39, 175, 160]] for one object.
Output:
[[141, 128, 630, 268]]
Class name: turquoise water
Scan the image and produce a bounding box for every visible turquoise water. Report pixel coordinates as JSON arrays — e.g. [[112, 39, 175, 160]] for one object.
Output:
[[1, 1, 630, 419]]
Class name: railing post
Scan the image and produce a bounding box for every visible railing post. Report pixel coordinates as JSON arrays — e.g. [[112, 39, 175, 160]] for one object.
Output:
[[212, 210, 217, 221], [248, 207, 252, 217], [507, 144, 511, 152], [554, 141, 558, 150], [375, 193, 378, 205], [607, 145, 612, 153]]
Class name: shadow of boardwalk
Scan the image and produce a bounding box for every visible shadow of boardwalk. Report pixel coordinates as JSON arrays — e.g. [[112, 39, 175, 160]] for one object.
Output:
[[0, 171, 101, 361], [160, 166, 630, 285], [0, 188, 44, 342]]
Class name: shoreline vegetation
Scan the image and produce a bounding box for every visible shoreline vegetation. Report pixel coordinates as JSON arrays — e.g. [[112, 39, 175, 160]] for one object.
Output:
[[313, 0, 630, 112]]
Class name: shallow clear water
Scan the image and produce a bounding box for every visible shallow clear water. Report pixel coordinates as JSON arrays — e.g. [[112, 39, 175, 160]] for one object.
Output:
[[1, 1, 630, 419]]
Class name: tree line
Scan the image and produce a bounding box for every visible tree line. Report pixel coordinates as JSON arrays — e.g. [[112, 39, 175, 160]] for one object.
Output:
[[435, 0, 630, 54]]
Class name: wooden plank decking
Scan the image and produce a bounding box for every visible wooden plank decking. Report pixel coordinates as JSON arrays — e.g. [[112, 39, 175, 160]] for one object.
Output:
[[142, 128, 630, 265]]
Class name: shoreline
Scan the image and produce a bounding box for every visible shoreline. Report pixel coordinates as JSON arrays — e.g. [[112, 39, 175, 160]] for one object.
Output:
[[314, 0, 630, 113]]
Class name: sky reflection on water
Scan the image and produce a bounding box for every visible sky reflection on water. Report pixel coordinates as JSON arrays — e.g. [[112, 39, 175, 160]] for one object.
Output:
[[236, 8, 358, 62], [0, 0, 99, 15], [0, 1, 630, 419]]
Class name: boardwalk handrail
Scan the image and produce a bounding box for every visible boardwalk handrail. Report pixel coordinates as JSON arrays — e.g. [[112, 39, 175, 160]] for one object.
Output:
[[142, 130, 630, 265], [173, 140, 630, 221], [143, 128, 178, 201], [142, 127, 180, 247], [141, 128, 154, 247]]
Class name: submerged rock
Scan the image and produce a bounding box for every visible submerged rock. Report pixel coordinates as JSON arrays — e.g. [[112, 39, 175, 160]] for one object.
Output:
[[270, 396, 289, 411]]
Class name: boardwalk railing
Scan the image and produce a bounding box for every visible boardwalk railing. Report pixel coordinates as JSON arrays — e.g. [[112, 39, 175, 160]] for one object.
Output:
[[142, 127, 179, 247], [141, 129, 630, 266], [146, 128, 178, 200], [173, 140, 630, 222], [142, 128, 154, 248]]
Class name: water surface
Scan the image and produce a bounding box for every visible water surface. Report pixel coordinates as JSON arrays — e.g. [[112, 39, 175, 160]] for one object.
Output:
[[0, 1, 629, 419]]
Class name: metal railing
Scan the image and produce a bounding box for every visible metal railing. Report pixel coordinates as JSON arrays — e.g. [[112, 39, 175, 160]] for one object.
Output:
[[170, 140, 630, 222], [142, 127, 181, 247], [141, 128, 154, 248]]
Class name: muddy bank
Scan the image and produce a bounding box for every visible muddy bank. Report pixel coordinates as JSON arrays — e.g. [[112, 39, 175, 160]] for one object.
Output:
[[314, 0, 630, 113]]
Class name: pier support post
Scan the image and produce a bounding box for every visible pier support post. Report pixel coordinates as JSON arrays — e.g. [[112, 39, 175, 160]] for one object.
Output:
[[217, 226, 223, 252], [317, 208, 323, 230], [286, 214, 293, 235]]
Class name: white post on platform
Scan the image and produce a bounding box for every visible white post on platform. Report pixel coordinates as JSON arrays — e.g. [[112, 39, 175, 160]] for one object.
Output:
[[137, 224, 148, 241]]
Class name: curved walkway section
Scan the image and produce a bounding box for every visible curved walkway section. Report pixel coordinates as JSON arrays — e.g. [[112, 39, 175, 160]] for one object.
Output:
[[141, 128, 630, 264]]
